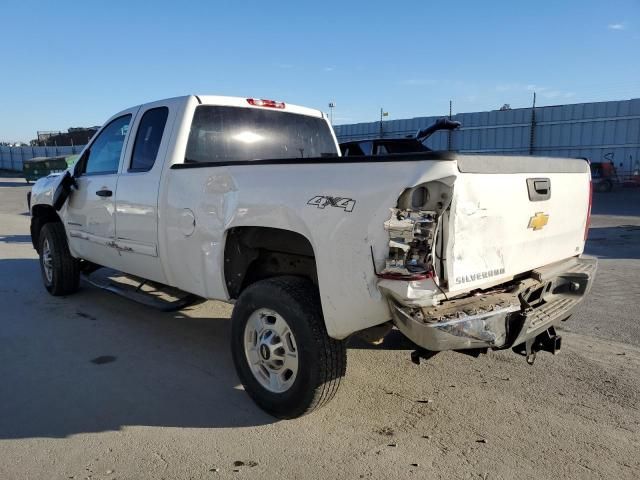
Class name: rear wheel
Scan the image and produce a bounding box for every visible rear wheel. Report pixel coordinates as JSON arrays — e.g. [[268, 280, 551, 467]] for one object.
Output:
[[38, 222, 80, 296], [231, 276, 346, 419]]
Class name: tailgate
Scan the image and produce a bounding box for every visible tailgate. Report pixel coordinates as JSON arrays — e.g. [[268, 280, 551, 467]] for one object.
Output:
[[444, 155, 591, 293]]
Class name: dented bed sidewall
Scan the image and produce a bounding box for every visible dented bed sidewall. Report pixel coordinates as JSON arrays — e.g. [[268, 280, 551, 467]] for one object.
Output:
[[161, 157, 460, 340]]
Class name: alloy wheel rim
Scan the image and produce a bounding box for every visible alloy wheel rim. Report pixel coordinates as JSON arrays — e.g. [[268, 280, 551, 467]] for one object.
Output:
[[243, 308, 299, 393], [42, 238, 53, 283]]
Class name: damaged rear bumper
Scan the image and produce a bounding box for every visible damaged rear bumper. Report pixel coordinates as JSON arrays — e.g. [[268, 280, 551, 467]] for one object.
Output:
[[388, 256, 597, 352]]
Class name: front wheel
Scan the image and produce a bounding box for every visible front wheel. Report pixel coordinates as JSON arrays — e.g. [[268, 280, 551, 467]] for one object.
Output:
[[231, 276, 346, 419], [38, 222, 80, 296]]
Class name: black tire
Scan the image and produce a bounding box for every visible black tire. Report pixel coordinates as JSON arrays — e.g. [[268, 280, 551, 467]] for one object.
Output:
[[231, 276, 347, 419], [38, 222, 80, 296]]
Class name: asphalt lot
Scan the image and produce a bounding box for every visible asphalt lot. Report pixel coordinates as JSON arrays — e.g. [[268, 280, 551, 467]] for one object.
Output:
[[1, 172, 639, 480]]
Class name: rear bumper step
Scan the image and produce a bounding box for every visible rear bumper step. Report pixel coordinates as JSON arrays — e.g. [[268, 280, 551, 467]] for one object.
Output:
[[389, 256, 597, 352]]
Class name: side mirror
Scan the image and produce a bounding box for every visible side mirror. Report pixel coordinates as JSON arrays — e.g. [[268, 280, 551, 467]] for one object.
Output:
[[74, 149, 90, 177], [53, 171, 77, 211]]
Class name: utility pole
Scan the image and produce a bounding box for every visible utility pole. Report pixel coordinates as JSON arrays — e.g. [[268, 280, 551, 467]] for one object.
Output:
[[379, 108, 388, 137], [328, 101, 335, 125]]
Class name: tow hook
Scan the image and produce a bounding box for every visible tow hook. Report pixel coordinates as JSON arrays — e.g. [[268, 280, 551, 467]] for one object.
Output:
[[513, 326, 562, 365]]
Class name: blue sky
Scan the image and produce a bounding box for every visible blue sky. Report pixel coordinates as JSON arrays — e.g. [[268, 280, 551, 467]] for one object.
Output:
[[1, 0, 639, 141]]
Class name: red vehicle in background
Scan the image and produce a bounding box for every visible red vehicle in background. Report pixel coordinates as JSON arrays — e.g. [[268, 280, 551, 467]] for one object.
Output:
[[590, 161, 617, 192]]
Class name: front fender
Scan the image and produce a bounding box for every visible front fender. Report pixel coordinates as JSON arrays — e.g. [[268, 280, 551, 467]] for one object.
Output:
[[30, 172, 65, 211]]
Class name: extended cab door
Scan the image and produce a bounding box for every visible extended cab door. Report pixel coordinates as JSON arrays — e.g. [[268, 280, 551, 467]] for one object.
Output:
[[65, 112, 136, 265], [110, 102, 175, 283]]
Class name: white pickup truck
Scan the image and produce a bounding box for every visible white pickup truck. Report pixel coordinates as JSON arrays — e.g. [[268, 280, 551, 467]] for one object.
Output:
[[29, 95, 596, 418]]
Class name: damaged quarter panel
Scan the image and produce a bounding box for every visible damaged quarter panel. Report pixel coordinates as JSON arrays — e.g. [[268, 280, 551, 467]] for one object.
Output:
[[162, 151, 459, 339], [226, 159, 460, 339]]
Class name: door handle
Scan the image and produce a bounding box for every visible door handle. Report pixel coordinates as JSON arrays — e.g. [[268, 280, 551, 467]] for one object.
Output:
[[533, 180, 549, 194], [95, 189, 113, 197], [526, 178, 551, 201]]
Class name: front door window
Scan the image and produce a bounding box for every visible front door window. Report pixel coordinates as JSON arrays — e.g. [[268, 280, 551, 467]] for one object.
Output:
[[82, 115, 131, 175]]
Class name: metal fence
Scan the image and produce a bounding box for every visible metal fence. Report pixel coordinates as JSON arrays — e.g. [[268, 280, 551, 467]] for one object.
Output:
[[0, 145, 85, 172], [334, 98, 640, 174]]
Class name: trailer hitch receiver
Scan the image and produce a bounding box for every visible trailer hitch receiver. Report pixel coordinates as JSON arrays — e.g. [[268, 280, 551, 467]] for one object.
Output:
[[513, 326, 562, 365]]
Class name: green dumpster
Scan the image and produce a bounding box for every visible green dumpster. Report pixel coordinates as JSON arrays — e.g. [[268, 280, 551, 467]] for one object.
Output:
[[65, 154, 80, 168], [23, 156, 69, 183]]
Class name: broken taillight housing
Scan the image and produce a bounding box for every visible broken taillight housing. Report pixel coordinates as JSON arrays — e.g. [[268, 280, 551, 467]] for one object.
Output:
[[379, 178, 455, 281], [376, 271, 433, 281], [584, 179, 592, 241]]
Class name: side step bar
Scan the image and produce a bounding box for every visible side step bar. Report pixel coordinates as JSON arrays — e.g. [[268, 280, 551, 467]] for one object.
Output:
[[81, 270, 205, 312]]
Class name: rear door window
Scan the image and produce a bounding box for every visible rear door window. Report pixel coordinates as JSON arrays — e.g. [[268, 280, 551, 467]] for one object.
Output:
[[185, 106, 338, 163], [130, 107, 169, 172]]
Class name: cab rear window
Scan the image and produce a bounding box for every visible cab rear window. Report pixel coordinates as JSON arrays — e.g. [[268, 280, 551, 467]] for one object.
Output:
[[185, 106, 338, 164]]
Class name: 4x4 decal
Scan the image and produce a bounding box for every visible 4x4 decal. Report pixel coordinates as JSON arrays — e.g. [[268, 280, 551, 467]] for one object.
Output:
[[307, 195, 356, 213]]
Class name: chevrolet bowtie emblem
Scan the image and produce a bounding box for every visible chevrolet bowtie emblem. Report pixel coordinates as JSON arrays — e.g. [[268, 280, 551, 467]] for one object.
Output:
[[528, 212, 549, 231]]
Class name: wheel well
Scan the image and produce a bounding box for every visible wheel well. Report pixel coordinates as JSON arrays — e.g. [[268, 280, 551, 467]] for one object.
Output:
[[30, 204, 62, 252], [224, 227, 317, 299]]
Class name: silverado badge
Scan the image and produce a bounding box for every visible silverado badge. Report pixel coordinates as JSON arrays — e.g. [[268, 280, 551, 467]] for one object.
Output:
[[528, 212, 549, 231]]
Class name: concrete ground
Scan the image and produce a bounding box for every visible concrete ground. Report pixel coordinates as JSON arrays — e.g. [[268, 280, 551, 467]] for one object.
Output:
[[0, 172, 638, 480]]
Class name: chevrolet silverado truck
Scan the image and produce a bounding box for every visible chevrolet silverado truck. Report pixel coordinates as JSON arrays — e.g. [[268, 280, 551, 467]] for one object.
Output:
[[29, 95, 596, 418]]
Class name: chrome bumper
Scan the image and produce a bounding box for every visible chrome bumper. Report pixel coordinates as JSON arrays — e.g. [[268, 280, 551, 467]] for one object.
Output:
[[390, 256, 597, 352]]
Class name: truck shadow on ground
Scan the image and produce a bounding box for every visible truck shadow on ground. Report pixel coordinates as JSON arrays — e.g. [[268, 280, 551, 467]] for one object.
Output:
[[348, 330, 416, 351], [0, 179, 30, 188], [0, 260, 280, 440], [0, 234, 32, 244]]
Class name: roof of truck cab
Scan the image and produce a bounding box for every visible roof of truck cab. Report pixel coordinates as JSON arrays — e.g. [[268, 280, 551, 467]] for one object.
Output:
[[102, 95, 327, 131]]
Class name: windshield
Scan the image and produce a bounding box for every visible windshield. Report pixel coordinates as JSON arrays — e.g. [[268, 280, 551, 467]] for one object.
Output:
[[185, 105, 338, 163]]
